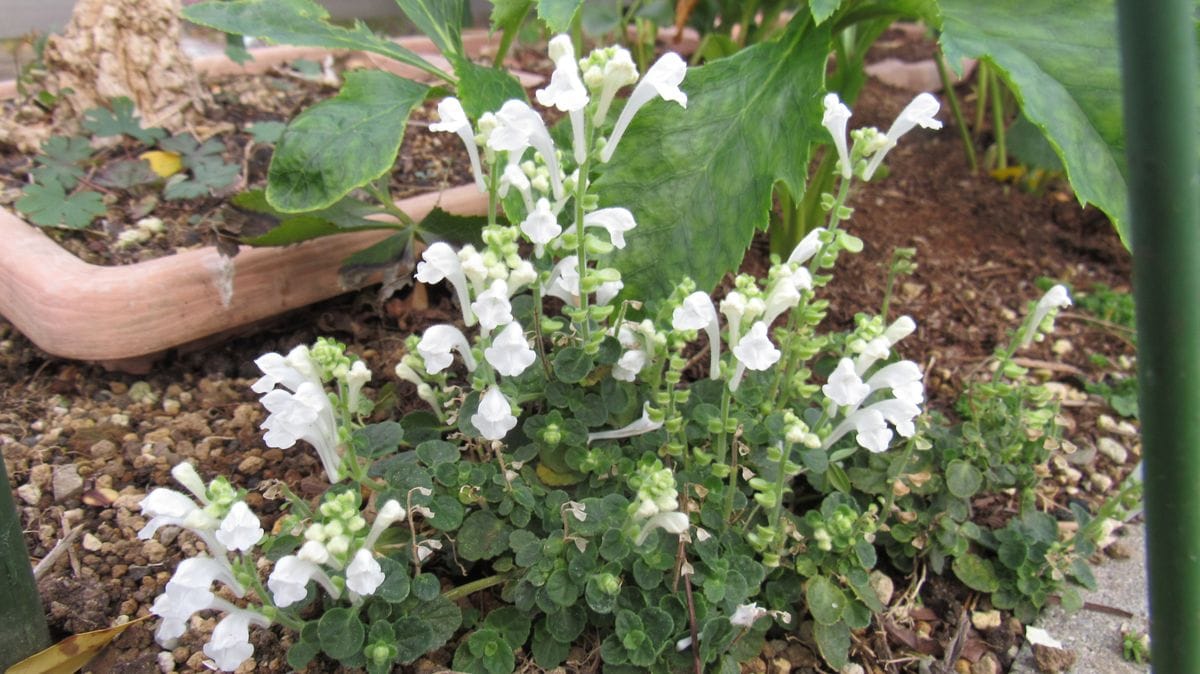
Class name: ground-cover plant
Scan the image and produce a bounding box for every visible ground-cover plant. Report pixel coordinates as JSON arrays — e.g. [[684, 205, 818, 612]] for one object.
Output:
[[12, 96, 243, 231], [129, 32, 1115, 673]]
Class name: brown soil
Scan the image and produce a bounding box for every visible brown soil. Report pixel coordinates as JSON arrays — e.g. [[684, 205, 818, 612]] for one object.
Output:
[[0, 32, 1136, 674]]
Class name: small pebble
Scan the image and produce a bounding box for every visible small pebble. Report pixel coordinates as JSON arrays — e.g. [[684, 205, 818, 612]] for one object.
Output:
[[17, 483, 41, 506], [1097, 437, 1129, 464], [157, 651, 176, 673], [972, 609, 1002, 630], [238, 455, 266, 474], [82, 533, 103, 551], [52, 464, 85, 502]]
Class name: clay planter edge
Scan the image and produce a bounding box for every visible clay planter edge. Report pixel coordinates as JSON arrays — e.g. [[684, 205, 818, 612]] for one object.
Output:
[[0, 31, 512, 372]]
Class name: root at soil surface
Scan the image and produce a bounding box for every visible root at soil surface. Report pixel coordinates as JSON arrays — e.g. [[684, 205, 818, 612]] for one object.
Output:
[[0, 0, 210, 151]]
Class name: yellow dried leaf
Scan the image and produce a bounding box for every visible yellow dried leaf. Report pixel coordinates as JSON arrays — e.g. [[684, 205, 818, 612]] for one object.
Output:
[[7, 615, 151, 674], [536, 462, 584, 486], [138, 150, 183, 178]]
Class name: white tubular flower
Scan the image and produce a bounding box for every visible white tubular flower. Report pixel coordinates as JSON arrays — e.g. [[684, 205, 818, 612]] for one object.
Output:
[[489, 100, 564, 199], [884, 315, 917, 344], [545, 255, 581, 306], [170, 462, 209, 504], [676, 636, 694, 652], [867, 398, 921, 438], [824, 357, 870, 407], [269, 555, 339, 607], [507, 260, 537, 295], [719, 291, 748, 354], [151, 586, 214, 646], [345, 549, 385, 596], [471, 279, 514, 336], [457, 245, 490, 294], [596, 279, 624, 306], [588, 404, 663, 443], [594, 47, 638, 124], [1022, 284, 1072, 347], [853, 337, 892, 376], [251, 344, 321, 394], [583, 207, 637, 249], [852, 409, 893, 453], [472, 387, 519, 441], [297, 540, 330, 565], [600, 52, 689, 162], [520, 198, 562, 256], [364, 500, 406, 551], [499, 163, 534, 213], [673, 291, 721, 379], [215, 501, 264, 553], [787, 227, 825, 266], [138, 488, 221, 552], [260, 382, 342, 484], [484, 321, 537, 377], [418, 324, 478, 374], [612, 348, 647, 382], [862, 92, 943, 180], [763, 275, 802, 325], [634, 511, 689, 545], [865, 360, 925, 405], [822, 93, 853, 179], [345, 360, 372, 415], [537, 35, 589, 163], [430, 97, 485, 191], [169, 555, 245, 597], [729, 321, 781, 391], [415, 242, 475, 326], [204, 608, 270, 672]]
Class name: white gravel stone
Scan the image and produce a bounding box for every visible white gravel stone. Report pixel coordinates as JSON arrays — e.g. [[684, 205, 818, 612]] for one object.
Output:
[[52, 463, 84, 502], [1097, 437, 1129, 464]]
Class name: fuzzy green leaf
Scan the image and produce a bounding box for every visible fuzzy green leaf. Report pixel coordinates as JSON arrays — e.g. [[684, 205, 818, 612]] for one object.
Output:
[[945, 459, 983, 498], [952, 553, 1002, 593], [538, 0, 583, 33], [939, 0, 1136, 247], [317, 607, 365, 660], [813, 620, 850, 670], [458, 510, 512, 561], [183, 0, 446, 79], [267, 70, 429, 211], [806, 575, 847, 625], [594, 18, 830, 299], [396, 0, 464, 58], [454, 58, 530, 120], [82, 97, 166, 144]]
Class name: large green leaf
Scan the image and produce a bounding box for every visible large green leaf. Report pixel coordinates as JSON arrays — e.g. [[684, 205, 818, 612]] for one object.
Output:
[[594, 18, 830, 299], [454, 58, 529, 119], [396, 0, 465, 58], [538, 0, 583, 33], [939, 0, 1130, 246], [267, 70, 430, 212], [183, 0, 448, 80]]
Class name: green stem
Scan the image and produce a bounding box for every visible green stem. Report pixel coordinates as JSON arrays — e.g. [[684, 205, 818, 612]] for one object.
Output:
[[936, 49, 978, 173], [990, 68, 1008, 171], [442, 573, 511, 601], [365, 181, 414, 227], [768, 442, 794, 530], [715, 385, 732, 467], [974, 61, 990, 139], [573, 157, 592, 343]]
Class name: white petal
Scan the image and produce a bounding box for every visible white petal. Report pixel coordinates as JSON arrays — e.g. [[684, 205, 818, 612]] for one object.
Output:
[[472, 387, 519, 441]]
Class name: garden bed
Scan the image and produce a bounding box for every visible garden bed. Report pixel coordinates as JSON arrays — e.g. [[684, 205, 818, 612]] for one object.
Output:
[[0, 38, 1139, 670]]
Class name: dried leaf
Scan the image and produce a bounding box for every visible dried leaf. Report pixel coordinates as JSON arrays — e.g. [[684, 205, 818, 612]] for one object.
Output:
[[7, 615, 151, 674]]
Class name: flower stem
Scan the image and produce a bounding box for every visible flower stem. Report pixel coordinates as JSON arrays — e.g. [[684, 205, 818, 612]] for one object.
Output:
[[574, 157, 592, 343], [442, 573, 511, 601]]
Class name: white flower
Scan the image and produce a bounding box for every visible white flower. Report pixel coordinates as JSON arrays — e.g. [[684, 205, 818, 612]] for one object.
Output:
[[364, 500, 406, 550], [1022, 284, 1072, 347], [345, 360, 372, 415], [729, 321, 781, 391], [415, 242, 475, 325], [673, 291, 721, 379], [484, 321, 537, 377], [862, 92, 943, 180], [593, 47, 638, 124], [763, 275, 802, 325], [345, 549, 385, 596], [822, 93, 853, 179], [204, 609, 269, 672], [297, 540, 330, 565], [151, 585, 214, 646], [596, 279, 624, 305], [787, 227, 825, 266], [269, 555, 339, 607], [612, 348, 647, 382], [867, 398, 921, 438], [600, 52, 688, 162], [536, 35, 589, 163], [582, 207, 637, 249], [520, 197, 561, 255], [884, 315, 917, 344], [251, 344, 321, 394], [472, 387, 519, 441], [489, 100, 564, 199], [430, 97, 485, 191], [824, 358, 870, 407], [865, 360, 924, 405], [545, 255, 581, 306], [215, 501, 263, 552], [719, 291, 748, 352], [852, 409, 893, 453], [588, 404, 663, 443], [138, 488, 223, 555], [634, 511, 689, 545], [506, 260, 537, 295], [260, 381, 342, 483], [418, 324, 478, 374], [730, 603, 768, 628], [499, 163, 534, 213], [457, 244, 489, 294], [169, 462, 208, 505], [471, 279, 513, 335]]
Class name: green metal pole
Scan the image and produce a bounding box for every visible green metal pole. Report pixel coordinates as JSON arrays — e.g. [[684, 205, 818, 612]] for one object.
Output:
[[1115, 1, 1200, 671], [0, 456, 50, 668]]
